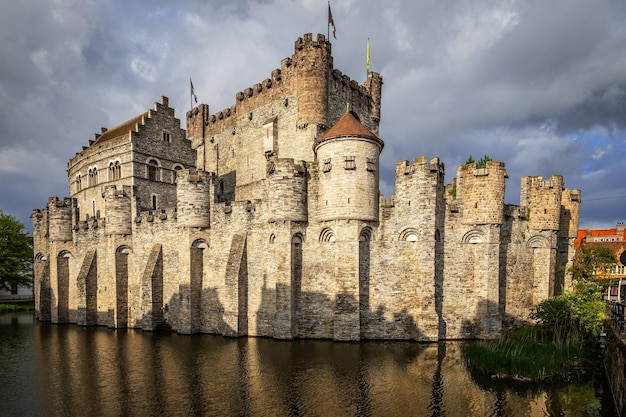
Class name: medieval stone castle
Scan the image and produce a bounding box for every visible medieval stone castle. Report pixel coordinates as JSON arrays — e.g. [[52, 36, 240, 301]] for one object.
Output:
[[32, 33, 580, 341]]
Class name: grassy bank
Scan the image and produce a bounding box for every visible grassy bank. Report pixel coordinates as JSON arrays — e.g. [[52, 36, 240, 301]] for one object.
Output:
[[0, 300, 35, 313], [464, 327, 592, 382]]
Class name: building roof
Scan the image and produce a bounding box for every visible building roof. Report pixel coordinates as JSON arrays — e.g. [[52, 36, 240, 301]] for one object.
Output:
[[95, 112, 149, 144], [316, 111, 384, 150], [575, 224, 626, 248]]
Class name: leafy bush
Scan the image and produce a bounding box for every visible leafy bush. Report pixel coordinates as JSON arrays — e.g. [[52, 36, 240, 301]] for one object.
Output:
[[466, 278, 606, 381], [530, 279, 606, 349]]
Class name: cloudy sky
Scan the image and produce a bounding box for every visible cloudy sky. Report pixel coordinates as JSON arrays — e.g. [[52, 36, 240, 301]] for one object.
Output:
[[1, 0, 625, 232]]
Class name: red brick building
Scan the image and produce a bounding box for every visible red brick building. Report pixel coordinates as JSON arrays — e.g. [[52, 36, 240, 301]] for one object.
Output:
[[575, 222, 626, 300]]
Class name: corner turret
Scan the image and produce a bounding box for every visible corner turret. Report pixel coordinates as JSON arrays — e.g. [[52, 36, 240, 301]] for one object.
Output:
[[314, 111, 383, 221]]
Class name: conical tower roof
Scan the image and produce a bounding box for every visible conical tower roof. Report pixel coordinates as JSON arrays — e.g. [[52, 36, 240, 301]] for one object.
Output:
[[314, 110, 384, 151]]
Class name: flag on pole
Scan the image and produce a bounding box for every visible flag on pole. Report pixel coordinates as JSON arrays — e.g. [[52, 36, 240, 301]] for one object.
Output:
[[190, 78, 198, 103], [366, 38, 371, 73], [328, 2, 336, 39]]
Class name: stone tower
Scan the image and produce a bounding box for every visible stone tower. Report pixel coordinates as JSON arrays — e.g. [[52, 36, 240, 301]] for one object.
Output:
[[176, 169, 212, 229], [314, 110, 384, 222]]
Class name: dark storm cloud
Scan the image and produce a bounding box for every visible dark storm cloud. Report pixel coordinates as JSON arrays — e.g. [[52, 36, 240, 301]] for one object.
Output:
[[0, 0, 624, 230]]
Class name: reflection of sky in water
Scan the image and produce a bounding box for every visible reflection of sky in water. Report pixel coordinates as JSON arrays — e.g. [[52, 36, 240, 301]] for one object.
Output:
[[0, 314, 614, 417]]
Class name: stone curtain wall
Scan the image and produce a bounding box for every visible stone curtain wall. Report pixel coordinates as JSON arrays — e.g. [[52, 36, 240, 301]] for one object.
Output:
[[32, 33, 580, 341]]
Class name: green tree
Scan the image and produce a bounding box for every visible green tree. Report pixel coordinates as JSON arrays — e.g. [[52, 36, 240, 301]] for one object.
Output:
[[530, 279, 606, 348], [0, 210, 33, 291], [569, 245, 617, 282]]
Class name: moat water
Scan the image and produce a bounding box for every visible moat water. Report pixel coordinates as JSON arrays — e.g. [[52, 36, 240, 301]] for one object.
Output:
[[0, 312, 617, 417]]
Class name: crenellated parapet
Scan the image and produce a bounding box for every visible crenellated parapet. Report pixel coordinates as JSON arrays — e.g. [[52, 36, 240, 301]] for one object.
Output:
[[186, 33, 382, 146], [186, 64, 284, 142], [456, 161, 508, 225], [394, 157, 445, 194], [391, 156, 446, 240], [521, 175, 564, 231], [134, 207, 178, 225]]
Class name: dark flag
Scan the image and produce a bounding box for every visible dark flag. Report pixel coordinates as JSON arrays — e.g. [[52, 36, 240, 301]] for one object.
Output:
[[190, 78, 198, 103], [328, 2, 336, 39]]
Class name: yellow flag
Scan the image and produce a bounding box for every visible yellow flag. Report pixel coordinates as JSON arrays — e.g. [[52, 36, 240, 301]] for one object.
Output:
[[366, 38, 371, 72]]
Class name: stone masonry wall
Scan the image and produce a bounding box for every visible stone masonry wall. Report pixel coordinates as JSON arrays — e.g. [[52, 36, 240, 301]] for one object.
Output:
[[32, 33, 579, 343]]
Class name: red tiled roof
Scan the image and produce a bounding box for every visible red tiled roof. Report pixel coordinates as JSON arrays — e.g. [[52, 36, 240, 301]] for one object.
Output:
[[575, 226, 626, 249], [316, 111, 384, 149], [95, 112, 148, 144]]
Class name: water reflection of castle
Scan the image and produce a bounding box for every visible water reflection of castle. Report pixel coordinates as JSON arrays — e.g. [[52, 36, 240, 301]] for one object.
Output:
[[32, 33, 580, 341], [28, 320, 586, 416]]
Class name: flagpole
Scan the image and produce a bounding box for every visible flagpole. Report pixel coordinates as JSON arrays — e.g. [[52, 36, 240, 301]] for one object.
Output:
[[366, 38, 370, 75]]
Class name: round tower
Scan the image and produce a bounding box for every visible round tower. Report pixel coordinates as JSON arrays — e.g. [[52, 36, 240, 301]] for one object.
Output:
[[314, 111, 384, 221], [267, 158, 308, 222], [460, 161, 508, 225], [104, 186, 132, 235], [47, 197, 73, 242], [294, 33, 332, 127], [176, 169, 211, 228]]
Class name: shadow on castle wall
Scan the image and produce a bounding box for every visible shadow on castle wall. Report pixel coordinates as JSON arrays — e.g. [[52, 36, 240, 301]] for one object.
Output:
[[40, 279, 521, 343]]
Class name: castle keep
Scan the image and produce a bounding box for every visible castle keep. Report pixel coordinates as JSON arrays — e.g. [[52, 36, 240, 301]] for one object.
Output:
[[32, 33, 580, 341]]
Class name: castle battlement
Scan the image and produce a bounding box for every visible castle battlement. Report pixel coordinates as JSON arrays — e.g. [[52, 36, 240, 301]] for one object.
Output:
[[134, 207, 178, 224], [32, 33, 580, 342], [187, 33, 381, 143]]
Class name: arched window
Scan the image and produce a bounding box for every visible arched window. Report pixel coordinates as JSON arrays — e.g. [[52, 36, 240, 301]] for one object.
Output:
[[108, 161, 121, 180], [88, 169, 93, 186], [148, 159, 160, 181], [172, 164, 183, 183], [76, 174, 82, 191], [151, 195, 157, 210], [93, 167, 98, 185]]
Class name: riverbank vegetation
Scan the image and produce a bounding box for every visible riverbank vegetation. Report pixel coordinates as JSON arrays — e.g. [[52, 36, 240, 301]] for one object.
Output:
[[466, 279, 607, 382], [0, 300, 35, 313], [0, 210, 33, 291]]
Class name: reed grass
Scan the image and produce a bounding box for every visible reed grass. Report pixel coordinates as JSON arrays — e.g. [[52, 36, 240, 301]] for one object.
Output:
[[465, 327, 589, 382]]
